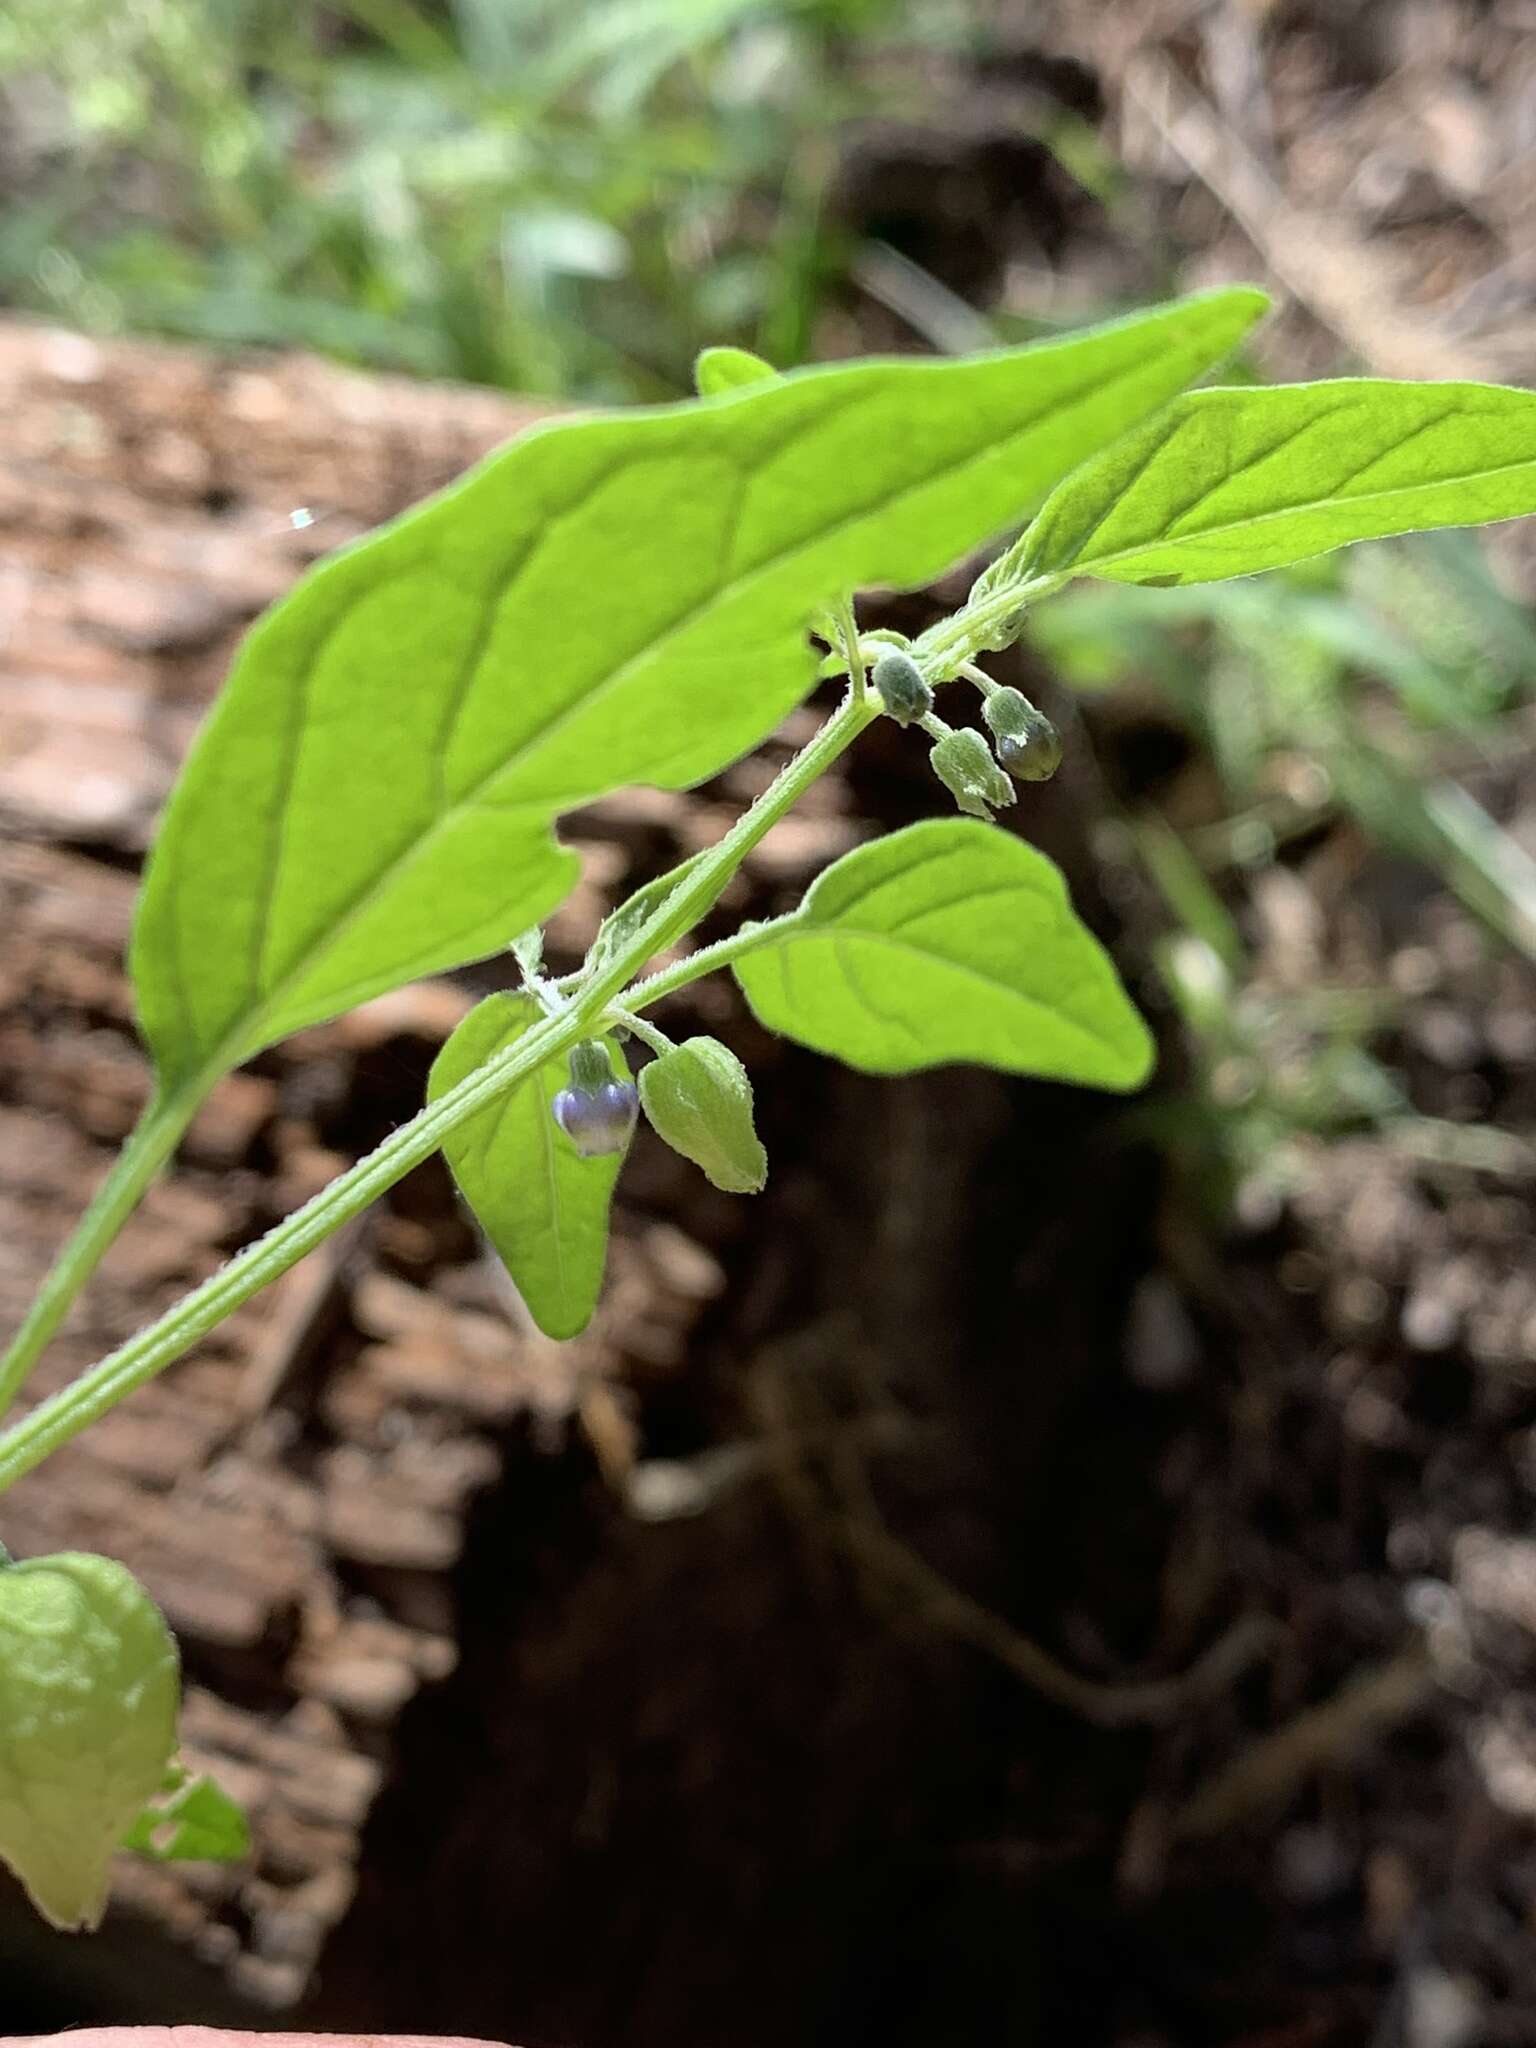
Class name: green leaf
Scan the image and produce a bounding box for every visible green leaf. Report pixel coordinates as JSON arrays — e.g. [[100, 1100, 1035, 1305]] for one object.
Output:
[[0, 1552, 180, 1930], [132, 286, 1266, 1090], [732, 819, 1153, 1089], [428, 994, 627, 1338], [1010, 379, 1536, 589], [694, 345, 778, 396], [122, 1761, 250, 1864], [638, 1037, 768, 1193]]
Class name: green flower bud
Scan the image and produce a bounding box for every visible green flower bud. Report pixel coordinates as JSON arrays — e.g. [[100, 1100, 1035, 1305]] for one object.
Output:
[[929, 728, 1016, 820], [871, 649, 934, 727], [638, 1037, 768, 1194], [982, 688, 1063, 783], [0, 1551, 180, 1930]]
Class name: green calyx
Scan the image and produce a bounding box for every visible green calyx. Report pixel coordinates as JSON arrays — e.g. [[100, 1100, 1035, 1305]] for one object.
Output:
[[871, 649, 935, 727], [929, 728, 1016, 820], [638, 1036, 768, 1194], [569, 1038, 614, 1093]]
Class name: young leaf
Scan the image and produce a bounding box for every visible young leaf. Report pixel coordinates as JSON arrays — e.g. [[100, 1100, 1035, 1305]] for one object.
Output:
[[428, 994, 627, 1339], [0, 1552, 180, 1930], [1010, 380, 1536, 590], [694, 345, 778, 396], [122, 1762, 250, 1864], [638, 1037, 768, 1193], [133, 286, 1265, 1090], [732, 819, 1153, 1089]]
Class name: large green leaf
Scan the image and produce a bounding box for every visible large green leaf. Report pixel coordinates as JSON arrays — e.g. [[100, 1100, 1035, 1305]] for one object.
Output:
[[132, 287, 1265, 1089], [427, 994, 627, 1339], [732, 819, 1153, 1088], [1002, 380, 1536, 591]]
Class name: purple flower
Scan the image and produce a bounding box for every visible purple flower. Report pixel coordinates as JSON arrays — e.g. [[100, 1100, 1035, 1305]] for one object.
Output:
[[552, 1080, 639, 1158]]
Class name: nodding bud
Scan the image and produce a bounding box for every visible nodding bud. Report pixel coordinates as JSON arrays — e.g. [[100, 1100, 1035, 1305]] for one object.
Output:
[[982, 688, 1063, 784], [871, 649, 934, 727], [929, 727, 1015, 821], [552, 1079, 639, 1158]]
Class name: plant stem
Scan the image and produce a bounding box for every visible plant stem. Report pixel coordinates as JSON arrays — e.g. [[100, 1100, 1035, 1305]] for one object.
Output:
[[0, 1091, 198, 1424], [0, 683, 877, 1493], [599, 677, 877, 970], [0, 1014, 578, 1493], [911, 572, 1061, 675], [958, 658, 998, 697], [607, 1008, 674, 1058], [623, 924, 787, 1011], [834, 598, 867, 693], [525, 974, 570, 1021]]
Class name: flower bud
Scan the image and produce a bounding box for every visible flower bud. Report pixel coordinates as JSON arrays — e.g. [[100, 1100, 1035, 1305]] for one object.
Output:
[[552, 1080, 639, 1158], [982, 688, 1063, 784], [871, 649, 934, 727], [929, 727, 1015, 820]]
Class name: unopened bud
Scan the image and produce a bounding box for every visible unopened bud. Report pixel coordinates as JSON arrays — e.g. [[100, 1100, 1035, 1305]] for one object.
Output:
[[871, 649, 934, 727], [929, 727, 1015, 820], [982, 688, 1063, 783]]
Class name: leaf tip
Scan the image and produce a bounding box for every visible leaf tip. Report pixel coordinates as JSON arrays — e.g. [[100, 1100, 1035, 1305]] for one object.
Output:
[[1103, 1016, 1159, 1094], [1211, 282, 1272, 331]]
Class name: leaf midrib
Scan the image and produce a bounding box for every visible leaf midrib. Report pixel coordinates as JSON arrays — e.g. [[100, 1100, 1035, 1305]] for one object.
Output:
[[1055, 436, 1536, 578], [189, 339, 1188, 1078], [772, 921, 1137, 1061]]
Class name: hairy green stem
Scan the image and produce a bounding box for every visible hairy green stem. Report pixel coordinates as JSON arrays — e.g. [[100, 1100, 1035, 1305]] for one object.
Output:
[[0, 1092, 198, 1424], [0, 683, 877, 1493], [607, 1008, 674, 1058], [623, 924, 786, 1011], [913, 572, 1060, 675], [834, 598, 867, 694]]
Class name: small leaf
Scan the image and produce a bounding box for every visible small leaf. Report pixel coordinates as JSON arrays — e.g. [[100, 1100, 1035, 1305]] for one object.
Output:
[[133, 286, 1265, 1090], [638, 1037, 768, 1193], [1013, 380, 1536, 589], [733, 819, 1153, 1088], [0, 1552, 179, 1930], [694, 346, 778, 396], [428, 994, 627, 1339], [510, 927, 545, 980], [122, 1762, 250, 1864]]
